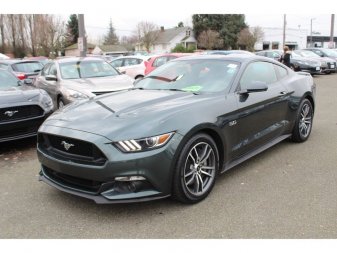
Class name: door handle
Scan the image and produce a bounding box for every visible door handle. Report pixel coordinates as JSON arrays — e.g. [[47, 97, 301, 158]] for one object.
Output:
[[278, 91, 287, 98]]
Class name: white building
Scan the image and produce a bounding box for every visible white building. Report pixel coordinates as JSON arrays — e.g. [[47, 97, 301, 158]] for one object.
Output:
[[136, 26, 197, 54], [254, 27, 308, 51]]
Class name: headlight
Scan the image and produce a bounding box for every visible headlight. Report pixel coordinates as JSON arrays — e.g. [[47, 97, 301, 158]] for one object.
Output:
[[115, 132, 174, 152], [67, 89, 89, 99]]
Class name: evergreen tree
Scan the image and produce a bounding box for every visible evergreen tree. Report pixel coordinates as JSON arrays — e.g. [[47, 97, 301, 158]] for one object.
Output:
[[104, 19, 119, 45], [65, 14, 79, 47], [192, 14, 247, 49]]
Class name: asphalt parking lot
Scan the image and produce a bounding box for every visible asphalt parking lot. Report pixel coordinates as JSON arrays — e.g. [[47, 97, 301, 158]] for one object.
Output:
[[1, 74, 337, 239]]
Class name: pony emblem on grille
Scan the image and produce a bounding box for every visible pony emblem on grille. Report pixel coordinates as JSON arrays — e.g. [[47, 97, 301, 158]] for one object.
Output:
[[61, 141, 75, 151], [4, 110, 18, 117]]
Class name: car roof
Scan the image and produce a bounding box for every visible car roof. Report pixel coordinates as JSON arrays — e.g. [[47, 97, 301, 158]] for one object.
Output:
[[0, 59, 42, 65], [54, 57, 106, 64], [173, 54, 273, 64]]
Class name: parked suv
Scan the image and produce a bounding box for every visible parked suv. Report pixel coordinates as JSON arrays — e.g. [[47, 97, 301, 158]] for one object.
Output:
[[34, 57, 134, 109]]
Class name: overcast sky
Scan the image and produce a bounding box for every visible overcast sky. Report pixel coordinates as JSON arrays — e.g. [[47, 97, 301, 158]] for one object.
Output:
[[3, 0, 337, 43]]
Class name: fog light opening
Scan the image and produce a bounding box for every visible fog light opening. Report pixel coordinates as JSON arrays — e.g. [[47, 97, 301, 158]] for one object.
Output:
[[115, 176, 146, 182]]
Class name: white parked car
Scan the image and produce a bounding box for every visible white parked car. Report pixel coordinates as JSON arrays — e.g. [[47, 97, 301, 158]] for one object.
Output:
[[110, 56, 151, 80], [0, 53, 10, 60]]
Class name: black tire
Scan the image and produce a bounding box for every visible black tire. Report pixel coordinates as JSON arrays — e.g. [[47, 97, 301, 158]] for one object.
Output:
[[57, 97, 65, 109], [172, 133, 219, 204], [291, 98, 313, 143]]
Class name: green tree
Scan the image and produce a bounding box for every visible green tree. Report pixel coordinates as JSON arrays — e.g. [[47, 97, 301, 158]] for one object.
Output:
[[104, 19, 119, 45], [192, 14, 247, 49], [65, 14, 79, 47], [177, 21, 184, 27]]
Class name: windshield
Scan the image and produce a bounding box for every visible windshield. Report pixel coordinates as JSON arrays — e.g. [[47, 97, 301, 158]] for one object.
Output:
[[135, 59, 240, 93], [59, 60, 119, 79], [295, 50, 319, 58], [321, 49, 337, 57], [12, 62, 43, 73], [0, 70, 19, 89]]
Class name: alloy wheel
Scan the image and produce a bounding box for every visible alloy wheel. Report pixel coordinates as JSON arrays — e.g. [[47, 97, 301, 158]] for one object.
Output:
[[299, 103, 312, 138], [183, 142, 216, 196]]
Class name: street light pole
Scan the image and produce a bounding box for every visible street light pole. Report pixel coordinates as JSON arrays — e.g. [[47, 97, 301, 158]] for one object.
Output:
[[310, 18, 315, 48], [78, 14, 87, 57], [283, 14, 286, 48], [330, 14, 335, 49]]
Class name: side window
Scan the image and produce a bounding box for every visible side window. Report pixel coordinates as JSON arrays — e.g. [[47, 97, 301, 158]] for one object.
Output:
[[49, 63, 57, 76], [110, 59, 123, 68], [41, 63, 51, 76], [240, 61, 278, 90], [124, 58, 142, 66], [274, 64, 288, 79], [153, 57, 168, 67]]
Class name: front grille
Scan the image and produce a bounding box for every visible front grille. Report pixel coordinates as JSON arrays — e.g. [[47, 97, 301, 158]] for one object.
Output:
[[38, 133, 107, 166], [0, 105, 44, 123], [0, 125, 38, 139], [43, 166, 103, 193]]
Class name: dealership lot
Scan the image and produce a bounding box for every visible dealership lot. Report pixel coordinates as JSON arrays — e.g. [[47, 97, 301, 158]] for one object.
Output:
[[0, 74, 337, 239]]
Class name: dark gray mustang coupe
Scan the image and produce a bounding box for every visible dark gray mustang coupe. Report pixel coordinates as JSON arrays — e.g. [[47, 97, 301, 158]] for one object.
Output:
[[37, 55, 315, 204]]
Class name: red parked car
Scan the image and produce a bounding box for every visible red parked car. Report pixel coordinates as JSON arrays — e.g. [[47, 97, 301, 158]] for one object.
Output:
[[144, 53, 193, 75]]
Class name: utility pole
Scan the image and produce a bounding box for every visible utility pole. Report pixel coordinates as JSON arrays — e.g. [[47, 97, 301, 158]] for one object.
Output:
[[330, 14, 335, 49], [78, 14, 87, 57], [310, 18, 315, 48], [282, 14, 286, 49]]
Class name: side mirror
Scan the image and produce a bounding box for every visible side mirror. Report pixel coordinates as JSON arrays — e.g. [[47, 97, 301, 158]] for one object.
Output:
[[238, 81, 268, 94], [45, 74, 57, 81], [120, 70, 126, 75], [23, 78, 33, 85]]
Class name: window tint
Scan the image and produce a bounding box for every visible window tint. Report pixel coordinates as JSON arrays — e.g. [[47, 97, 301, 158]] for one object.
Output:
[[266, 51, 281, 58], [275, 64, 288, 79], [41, 63, 51, 76], [123, 58, 142, 66], [49, 63, 57, 76], [110, 59, 123, 68], [240, 61, 278, 90], [153, 56, 169, 67], [12, 62, 43, 73], [0, 70, 18, 89], [59, 60, 119, 79]]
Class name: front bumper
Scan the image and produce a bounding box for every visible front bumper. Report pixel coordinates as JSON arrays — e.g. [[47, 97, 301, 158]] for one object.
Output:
[[37, 125, 183, 203], [295, 64, 321, 74]]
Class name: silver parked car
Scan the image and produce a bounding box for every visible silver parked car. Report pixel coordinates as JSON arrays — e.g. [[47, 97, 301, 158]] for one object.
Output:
[[34, 57, 134, 109]]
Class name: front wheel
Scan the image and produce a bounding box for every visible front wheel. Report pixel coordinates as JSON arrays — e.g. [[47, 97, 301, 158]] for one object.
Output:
[[172, 133, 219, 204], [291, 98, 313, 142]]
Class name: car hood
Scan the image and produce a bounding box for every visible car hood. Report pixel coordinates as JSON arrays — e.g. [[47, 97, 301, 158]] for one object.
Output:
[[0, 86, 42, 105], [43, 89, 214, 140], [62, 75, 134, 93]]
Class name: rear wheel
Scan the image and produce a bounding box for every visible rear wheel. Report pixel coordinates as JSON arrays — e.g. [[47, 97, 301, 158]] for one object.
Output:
[[172, 133, 219, 204], [291, 98, 313, 142]]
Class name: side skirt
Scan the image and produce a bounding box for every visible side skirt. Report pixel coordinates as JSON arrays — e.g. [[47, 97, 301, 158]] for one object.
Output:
[[221, 134, 292, 173]]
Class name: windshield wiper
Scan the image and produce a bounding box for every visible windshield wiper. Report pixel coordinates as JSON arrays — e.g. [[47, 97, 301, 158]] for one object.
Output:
[[142, 75, 180, 83], [164, 88, 200, 95]]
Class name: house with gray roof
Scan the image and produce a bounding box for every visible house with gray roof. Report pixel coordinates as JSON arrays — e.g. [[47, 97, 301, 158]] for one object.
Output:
[[64, 43, 96, 56], [92, 45, 128, 56], [136, 26, 197, 54]]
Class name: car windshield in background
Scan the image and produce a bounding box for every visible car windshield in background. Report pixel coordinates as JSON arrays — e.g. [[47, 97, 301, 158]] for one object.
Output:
[[135, 59, 239, 93], [321, 49, 337, 57], [0, 70, 19, 89], [13, 62, 43, 73], [59, 60, 119, 79], [296, 50, 320, 58]]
